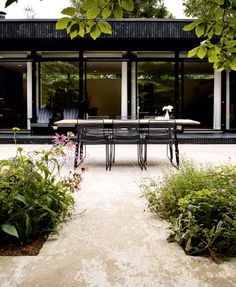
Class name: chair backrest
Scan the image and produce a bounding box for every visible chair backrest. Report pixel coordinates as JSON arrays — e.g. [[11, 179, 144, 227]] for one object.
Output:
[[78, 120, 110, 138], [63, 108, 79, 119], [116, 116, 138, 119], [148, 120, 176, 139], [87, 115, 109, 119], [37, 108, 53, 123], [112, 119, 140, 138]]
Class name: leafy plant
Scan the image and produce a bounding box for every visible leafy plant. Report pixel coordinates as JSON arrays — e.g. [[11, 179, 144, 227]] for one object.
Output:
[[0, 145, 83, 243], [142, 161, 236, 262], [183, 0, 236, 71]]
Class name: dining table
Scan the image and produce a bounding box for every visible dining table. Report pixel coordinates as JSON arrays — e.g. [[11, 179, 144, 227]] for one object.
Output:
[[54, 118, 200, 127], [54, 118, 200, 170]]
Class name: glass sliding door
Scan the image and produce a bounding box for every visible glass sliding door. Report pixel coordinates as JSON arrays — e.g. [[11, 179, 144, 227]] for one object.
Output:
[[181, 61, 214, 128], [230, 71, 236, 129], [0, 62, 27, 128], [40, 61, 80, 122], [85, 61, 122, 118], [137, 61, 175, 118]]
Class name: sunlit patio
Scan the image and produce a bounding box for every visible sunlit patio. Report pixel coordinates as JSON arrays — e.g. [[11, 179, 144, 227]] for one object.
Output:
[[0, 144, 236, 287]]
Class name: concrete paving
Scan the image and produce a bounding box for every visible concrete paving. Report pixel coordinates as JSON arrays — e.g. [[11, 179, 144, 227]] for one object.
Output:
[[0, 144, 236, 287]]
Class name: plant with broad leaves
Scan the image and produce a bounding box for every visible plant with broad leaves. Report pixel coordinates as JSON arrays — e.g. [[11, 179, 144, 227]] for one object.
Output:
[[56, 0, 134, 40], [183, 0, 236, 71], [0, 145, 84, 243]]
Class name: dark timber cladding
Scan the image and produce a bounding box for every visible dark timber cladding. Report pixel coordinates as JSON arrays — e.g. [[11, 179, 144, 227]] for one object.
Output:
[[0, 19, 200, 51]]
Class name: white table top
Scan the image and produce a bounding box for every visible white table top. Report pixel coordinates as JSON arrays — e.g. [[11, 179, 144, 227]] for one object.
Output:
[[54, 119, 200, 126]]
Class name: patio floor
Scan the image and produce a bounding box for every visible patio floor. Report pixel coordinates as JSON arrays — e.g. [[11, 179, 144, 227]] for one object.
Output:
[[0, 144, 236, 287]]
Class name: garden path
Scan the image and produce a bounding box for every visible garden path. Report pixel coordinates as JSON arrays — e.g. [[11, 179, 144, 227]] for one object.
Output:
[[0, 144, 236, 287]]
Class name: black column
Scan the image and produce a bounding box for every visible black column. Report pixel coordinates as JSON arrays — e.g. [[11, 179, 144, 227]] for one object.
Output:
[[79, 51, 84, 119], [174, 51, 180, 118], [32, 60, 37, 122]]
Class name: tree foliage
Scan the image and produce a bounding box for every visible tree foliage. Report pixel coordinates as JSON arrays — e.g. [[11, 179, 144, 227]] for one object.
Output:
[[183, 0, 236, 71], [122, 0, 170, 18], [183, 0, 214, 17]]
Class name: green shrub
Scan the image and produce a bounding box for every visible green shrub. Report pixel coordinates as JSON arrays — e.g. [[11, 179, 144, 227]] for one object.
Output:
[[142, 161, 236, 262], [0, 146, 82, 243]]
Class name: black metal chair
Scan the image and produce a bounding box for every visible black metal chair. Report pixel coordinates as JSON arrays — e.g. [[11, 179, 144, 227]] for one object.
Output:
[[110, 120, 144, 170], [143, 120, 179, 169], [87, 115, 110, 119], [74, 120, 112, 170]]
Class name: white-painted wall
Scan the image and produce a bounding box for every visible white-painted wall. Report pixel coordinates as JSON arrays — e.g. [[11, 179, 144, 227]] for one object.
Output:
[[213, 70, 221, 130], [121, 62, 128, 117], [27, 62, 32, 130]]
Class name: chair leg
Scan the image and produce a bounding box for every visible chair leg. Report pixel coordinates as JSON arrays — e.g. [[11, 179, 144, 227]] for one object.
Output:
[[112, 143, 115, 163], [74, 140, 79, 169], [175, 141, 179, 169], [167, 142, 173, 162], [143, 142, 147, 168], [137, 144, 143, 170], [106, 142, 109, 170], [138, 142, 146, 170]]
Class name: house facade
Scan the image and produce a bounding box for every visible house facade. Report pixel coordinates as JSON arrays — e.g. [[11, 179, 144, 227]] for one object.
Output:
[[0, 17, 235, 133]]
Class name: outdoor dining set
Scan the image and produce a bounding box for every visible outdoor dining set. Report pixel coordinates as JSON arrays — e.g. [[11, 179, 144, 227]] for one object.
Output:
[[54, 118, 198, 170]]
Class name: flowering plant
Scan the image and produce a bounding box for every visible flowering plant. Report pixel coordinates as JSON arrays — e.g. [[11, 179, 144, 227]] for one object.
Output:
[[162, 105, 173, 112], [52, 131, 75, 149]]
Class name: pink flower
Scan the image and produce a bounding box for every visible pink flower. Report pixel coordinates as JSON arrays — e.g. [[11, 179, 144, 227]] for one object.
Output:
[[67, 131, 75, 138], [66, 140, 75, 149], [81, 167, 87, 173], [52, 133, 67, 146]]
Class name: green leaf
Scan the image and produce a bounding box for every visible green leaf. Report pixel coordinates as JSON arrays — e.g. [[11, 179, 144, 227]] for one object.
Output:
[[197, 46, 207, 59], [14, 194, 27, 205], [188, 46, 199, 57], [214, 0, 225, 4], [5, 0, 17, 8], [2, 224, 19, 238], [25, 214, 32, 237], [208, 48, 217, 62], [82, 0, 97, 10], [214, 7, 224, 19], [113, 4, 123, 19], [56, 17, 71, 30], [86, 21, 96, 33], [215, 23, 223, 35], [78, 23, 86, 37], [102, 6, 112, 19], [90, 24, 101, 40], [232, 0, 236, 8], [195, 23, 205, 37], [87, 7, 101, 19], [121, 0, 134, 12], [70, 30, 78, 40], [185, 237, 192, 252], [183, 21, 197, 32], [61, 7, 76, 17], [98, 21, 112, 34]]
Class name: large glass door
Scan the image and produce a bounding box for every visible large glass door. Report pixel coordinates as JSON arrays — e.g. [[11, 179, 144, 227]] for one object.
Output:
[[230, 71, 236, 129], [40, 61, 80, 122], [85, 61, 122, 118], [137, 61, 175, 118], [181, 61, 214, 128], [0, 62, 27, 128]]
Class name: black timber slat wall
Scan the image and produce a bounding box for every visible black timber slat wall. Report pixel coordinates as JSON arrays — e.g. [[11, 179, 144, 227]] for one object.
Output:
[[0, 19, 196, 40]]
